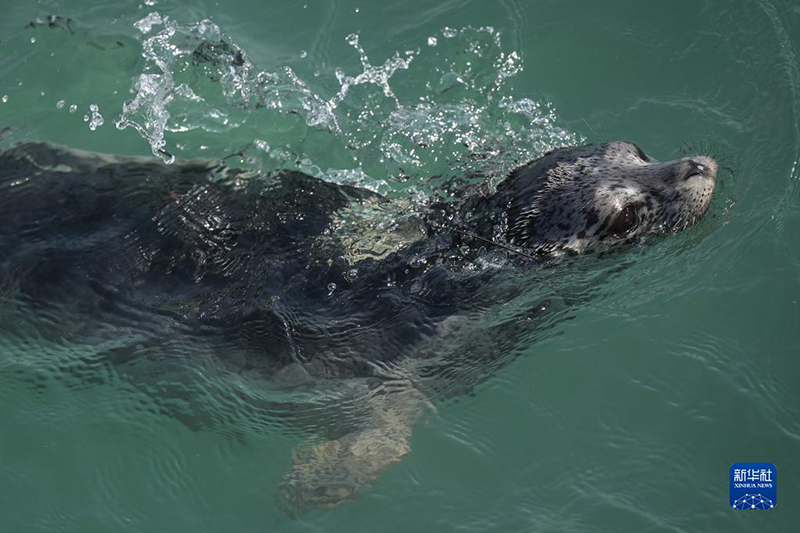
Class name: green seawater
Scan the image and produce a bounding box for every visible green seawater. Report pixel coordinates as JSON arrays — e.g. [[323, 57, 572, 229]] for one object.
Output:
[[1, 0, 799, 531]]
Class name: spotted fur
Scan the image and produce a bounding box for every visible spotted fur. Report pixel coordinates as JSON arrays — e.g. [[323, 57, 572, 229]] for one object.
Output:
[[493, 141, 718, 254]]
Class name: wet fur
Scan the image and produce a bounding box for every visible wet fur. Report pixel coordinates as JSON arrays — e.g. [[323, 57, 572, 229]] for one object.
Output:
[[0, 141, 716, 380]]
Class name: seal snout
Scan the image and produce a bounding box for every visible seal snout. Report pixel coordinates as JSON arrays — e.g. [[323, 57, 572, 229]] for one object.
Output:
[[685, 156, 718, 182]]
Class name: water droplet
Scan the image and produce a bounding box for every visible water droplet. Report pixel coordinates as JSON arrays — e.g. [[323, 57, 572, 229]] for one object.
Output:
[[56, 100, 65, 109], [427, 36, 438, 47], [88, 103, 105, 131], [69, 104, 78, 113], [355, 7, 360, 13], [30, 37, 36, 44]]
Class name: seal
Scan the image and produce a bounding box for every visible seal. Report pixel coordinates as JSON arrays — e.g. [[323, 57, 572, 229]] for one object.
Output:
[[507, 142, 717, 251], [440, 141, 718, 257], [0, 140, 717, 512]]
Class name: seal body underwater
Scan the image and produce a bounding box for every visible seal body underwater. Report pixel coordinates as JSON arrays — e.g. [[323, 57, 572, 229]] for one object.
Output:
[[0, 140, 717, 511]]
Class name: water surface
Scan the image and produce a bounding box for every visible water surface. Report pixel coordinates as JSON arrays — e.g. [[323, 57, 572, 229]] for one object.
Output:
[[1, 1, 798, 531]]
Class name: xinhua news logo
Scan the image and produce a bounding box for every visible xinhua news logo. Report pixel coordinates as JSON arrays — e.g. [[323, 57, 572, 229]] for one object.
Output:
[[730, 462, 777, 510]]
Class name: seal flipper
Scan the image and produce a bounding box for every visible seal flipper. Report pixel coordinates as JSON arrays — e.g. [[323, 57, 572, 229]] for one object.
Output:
[[279, 376, 427, 513]]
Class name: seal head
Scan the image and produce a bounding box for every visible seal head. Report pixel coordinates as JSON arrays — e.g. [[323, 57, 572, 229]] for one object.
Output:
[[497, 141, 718, 254]]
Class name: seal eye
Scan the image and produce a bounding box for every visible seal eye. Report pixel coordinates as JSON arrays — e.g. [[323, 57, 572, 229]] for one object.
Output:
[[610, 205, 638, 236], [632, 144, 649, 162]]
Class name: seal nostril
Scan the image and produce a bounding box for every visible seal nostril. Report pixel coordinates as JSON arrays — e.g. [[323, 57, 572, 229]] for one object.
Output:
[[685, 160, 707, 180]]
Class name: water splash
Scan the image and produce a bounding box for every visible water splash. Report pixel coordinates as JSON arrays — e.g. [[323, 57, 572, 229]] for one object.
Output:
[[134, 12, 163, 34], [330, 33, 414, 109], [117, 72, 175, 162], [117, 16, 580, 188]]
